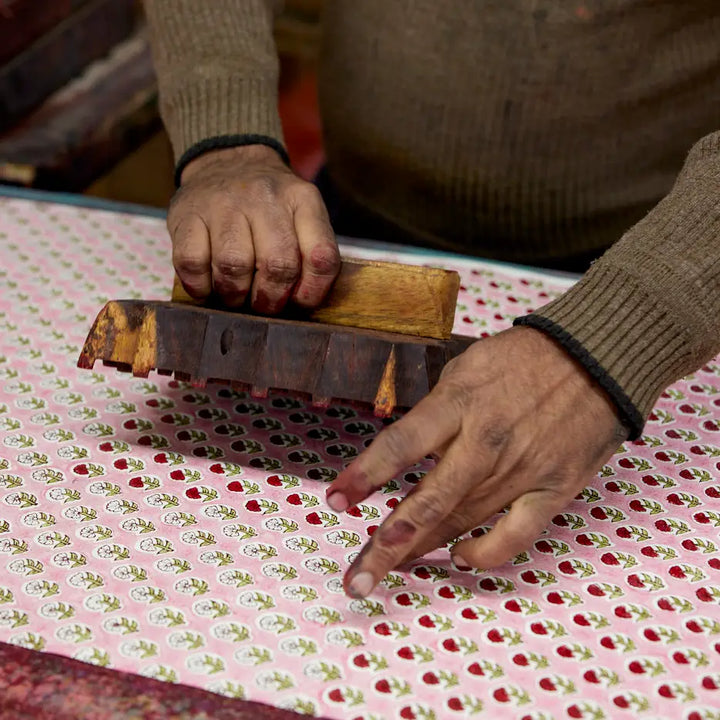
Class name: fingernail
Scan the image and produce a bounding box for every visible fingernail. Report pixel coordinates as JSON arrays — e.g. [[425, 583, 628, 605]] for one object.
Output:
[[453, 554, 472, 572], [348, 571, 375, 599], [327, 491, 349, 513]]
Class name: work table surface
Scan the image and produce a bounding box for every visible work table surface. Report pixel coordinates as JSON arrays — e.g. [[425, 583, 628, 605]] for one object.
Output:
[[0, 190, 718, 720]]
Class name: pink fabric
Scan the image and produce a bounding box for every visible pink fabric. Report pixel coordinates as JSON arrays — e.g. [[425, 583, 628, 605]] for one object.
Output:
[[0, 196, 718, 720]]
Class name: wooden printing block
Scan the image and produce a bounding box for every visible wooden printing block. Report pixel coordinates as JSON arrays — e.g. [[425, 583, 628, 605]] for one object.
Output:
[[77, 300, 476, 417], [171, 257, 461, 340]]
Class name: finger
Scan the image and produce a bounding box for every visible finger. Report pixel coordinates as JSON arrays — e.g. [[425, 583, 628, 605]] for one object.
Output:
[[290, 186, 340, 308], [400, 507, 494, 566], [388, 467, 516, 567], [326, 387, 462, 513], [450, 487, 567, 570], [171, 213, 212, 299], [210, 213, 255, 307], [342, 444, 492, 598], [249, 209, 301, 314]]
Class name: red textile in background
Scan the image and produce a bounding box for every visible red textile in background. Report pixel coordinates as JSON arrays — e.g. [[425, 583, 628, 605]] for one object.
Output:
[[279, 59, 325, 181]]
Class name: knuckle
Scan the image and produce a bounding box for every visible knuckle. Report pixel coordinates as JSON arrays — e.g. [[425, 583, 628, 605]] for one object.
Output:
[[214, 252, 254, 279], [433, 377, 467, 409], [407, 490, 446, 527], [308, 242, 341, 276], [293, 181, 323, 205], [261, 255, 301, 285], [174, 254, 209, 278], [439, 356, 460, 379], [378, 425, 413, 460]]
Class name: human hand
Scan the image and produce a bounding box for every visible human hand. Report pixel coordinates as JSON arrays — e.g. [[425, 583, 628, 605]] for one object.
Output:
[[325, 326, 628, 598], [168, 144, 340, 313]]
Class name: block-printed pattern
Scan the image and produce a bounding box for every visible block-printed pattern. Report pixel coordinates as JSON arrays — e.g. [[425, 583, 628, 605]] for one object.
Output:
[[0, 197, 718, 720]]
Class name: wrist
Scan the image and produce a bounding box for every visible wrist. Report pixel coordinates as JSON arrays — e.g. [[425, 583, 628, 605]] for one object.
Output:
[[513, 315, 638, 438], [180, 143, 285, 184], [174, 134, 290, 187]]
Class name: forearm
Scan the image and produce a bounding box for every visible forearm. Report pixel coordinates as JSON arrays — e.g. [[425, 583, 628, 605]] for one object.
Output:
[[516, 131, 720, 438], [143, 0, 285, 175]]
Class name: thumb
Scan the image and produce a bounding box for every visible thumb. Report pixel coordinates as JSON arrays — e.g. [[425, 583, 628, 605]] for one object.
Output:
[[450, 488, 567, 570]]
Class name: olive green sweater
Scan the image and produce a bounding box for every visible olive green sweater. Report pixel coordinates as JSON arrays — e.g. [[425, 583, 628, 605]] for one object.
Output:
[[143, 0, 720, 438]]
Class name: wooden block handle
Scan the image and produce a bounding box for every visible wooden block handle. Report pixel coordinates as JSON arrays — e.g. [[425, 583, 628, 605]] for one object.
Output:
[[171, 257, 460, 339]]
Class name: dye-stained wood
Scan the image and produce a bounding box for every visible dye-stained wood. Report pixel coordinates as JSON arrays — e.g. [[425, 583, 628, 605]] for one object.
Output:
[[0, 0, 86, 66], [0, 31, 158, 191], [78, 300, 476, 416], [0, 641, 331, 720], [0, 0, 136, 133], [172, 257, 461, 340]]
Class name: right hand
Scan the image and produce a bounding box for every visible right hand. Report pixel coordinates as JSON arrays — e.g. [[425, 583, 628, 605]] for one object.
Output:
[[325, 326, 628, 598], [168, 144, 340, 313]]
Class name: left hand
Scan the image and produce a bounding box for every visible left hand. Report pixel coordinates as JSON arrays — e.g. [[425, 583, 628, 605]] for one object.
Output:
[[325, 326, 628, 598]]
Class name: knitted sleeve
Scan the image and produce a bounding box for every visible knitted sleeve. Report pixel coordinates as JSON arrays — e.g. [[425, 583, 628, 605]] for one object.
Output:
[[143, 0, 288, 183], [515, 131, 720, 439]]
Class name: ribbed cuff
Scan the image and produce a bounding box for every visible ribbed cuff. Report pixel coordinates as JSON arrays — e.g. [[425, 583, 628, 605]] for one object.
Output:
[[513, 262, 696, 440], [174, 134, 290, 187], [513, 128, 720, 441]]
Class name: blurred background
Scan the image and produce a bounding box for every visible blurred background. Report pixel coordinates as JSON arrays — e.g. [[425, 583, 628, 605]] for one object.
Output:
[[0, 0, 324, 208]]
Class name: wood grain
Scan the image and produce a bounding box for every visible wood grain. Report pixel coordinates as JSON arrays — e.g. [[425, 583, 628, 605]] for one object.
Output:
[[171, 257, 460, 340], [78, 300, 475, 416]]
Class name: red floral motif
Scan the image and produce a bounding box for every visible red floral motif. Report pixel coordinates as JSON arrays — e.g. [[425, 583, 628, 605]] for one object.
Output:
[[0, 196, 717, 718]]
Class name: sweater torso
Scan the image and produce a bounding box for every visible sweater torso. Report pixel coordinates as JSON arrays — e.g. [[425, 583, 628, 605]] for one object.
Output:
[[317, 0, 720, 262]]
